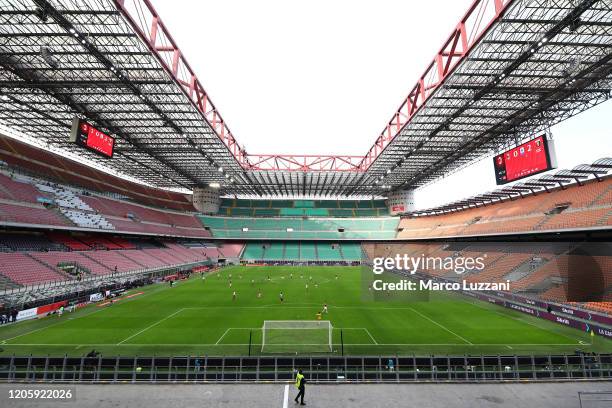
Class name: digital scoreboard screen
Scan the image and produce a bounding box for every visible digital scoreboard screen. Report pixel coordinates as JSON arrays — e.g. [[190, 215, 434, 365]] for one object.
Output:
[[70, 117, 114, 158], [493, 135, 556, 185]]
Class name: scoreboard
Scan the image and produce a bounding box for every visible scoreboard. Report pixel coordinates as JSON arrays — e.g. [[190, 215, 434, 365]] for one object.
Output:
[[70, 117, 115, 158], [493, 135, 556, 185]]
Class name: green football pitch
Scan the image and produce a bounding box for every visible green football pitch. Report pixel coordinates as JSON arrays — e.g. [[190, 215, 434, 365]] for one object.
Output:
[[0, 265, 609, 356]]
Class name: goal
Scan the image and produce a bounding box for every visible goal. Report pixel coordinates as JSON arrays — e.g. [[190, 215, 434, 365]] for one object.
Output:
[[261, 320, 333, 354]]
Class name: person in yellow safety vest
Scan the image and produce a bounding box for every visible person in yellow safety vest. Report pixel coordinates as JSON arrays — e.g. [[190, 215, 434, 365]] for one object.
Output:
[[294, 369, 306, 405]]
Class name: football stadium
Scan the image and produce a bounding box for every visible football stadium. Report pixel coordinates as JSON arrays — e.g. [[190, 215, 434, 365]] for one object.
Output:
[[0, 0, 611, 406]]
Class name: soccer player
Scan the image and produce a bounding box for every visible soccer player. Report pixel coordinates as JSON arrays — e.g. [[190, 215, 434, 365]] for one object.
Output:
[[257, 289, 262, 298], [322, 303, 328, 314], [232, 291, 237, 301], [229, 281, 232, 288], [290, 273, 293, 279], [305, 283, 309, 291], [279, 291, 284, 302], [251, 279, 255, 286]]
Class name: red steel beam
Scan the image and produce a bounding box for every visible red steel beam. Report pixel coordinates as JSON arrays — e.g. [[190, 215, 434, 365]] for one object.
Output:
[[114, 0, 250, 168], [114, 0, 515, 173], [357, 0, 516, 171], [247, 154, 364, 172]]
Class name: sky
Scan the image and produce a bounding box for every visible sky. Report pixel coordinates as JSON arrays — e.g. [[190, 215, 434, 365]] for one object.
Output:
[[149, 0, 611, 208]]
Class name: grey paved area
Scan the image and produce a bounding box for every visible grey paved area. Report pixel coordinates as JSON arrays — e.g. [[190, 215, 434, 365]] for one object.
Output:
[[0, 381, 611, 408]]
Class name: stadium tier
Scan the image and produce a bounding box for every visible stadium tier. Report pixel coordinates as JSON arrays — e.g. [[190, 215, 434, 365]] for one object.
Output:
[[0, 134, 195, 211], [242, 242, 361, 262], [199, 215, 399, 239], [0, 167, 208, 238], [398, 177, 612, 239], [218, 198, 389, 217], [0, 232, 239, 288]]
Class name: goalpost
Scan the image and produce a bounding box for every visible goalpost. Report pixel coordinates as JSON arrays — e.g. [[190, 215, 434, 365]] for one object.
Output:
[[261, 320, 333, 354]]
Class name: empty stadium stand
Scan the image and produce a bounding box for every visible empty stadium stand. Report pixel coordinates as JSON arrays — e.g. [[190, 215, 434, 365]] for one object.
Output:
[[0, 168, 208, 238], [241, 242, 361, 262], [199, 215, 399, 240], [218, 198, 389, 217], [398, 177, 612, 239], [0, 232, 240, 288]]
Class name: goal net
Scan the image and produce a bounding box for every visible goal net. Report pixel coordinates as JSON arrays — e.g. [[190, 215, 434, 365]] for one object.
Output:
[[261, 320, 333, 354]]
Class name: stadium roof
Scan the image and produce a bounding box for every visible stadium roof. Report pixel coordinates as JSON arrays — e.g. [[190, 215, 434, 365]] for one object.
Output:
[[0, 0, 611, 197]]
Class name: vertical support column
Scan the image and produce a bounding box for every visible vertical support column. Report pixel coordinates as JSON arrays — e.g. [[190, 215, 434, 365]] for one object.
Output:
[[113, 356, 119, 383], [131, 357, 137, 383], [78, 356, 85, 381], [25, 355, 32, 382], [61, 354, 67, 382], [43, 357, 49, 382], [96, 355, 102, 382]]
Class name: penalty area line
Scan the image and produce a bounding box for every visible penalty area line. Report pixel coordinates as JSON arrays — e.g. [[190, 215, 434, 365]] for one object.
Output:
[[117, 308, 185, 345], [408, 307, 473, 345], [215, 328, 231, 345]]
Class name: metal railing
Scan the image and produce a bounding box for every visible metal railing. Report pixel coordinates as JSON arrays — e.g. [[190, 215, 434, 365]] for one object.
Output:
[[0, 354, 610, 384]]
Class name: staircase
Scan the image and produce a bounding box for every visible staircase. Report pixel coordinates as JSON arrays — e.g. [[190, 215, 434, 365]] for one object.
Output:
[[503, 257, 547, 282], [338, 244, 345, 261], [596, 209, 612, 226]]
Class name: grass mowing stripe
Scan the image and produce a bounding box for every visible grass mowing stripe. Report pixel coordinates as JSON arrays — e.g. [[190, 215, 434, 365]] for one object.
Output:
[[408, 307, 473, 345], [117, 308, 185, 345]]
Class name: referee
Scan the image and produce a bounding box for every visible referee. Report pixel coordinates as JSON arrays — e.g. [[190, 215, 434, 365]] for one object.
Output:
[[294, 369, 306, 405]]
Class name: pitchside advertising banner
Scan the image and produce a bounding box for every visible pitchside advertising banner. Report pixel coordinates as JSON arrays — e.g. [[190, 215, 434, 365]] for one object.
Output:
[[361, 241, 611, 338], [16, 300, 68, 321]]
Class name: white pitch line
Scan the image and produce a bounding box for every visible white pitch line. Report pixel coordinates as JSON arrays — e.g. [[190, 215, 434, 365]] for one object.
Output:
[[0, 305, 108, 343], [363, 328, 379, 345], [215, 328, 231, 345], [117, 308, 185, 345], [408, 307, 473, 345], [282, 384, 289, 408]]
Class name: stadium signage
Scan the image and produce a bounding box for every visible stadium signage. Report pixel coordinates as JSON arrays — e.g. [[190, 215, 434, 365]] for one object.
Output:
[[16, 307, 37, 322], [493, 135, 557, 185], [69, 117, 115, 158], [372, 254, 486, 275]]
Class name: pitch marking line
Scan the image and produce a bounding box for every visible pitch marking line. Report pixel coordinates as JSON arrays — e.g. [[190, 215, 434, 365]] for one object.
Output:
[[363, 328, 378, 345], [117, 308, 185, 345], [215, 328, 231, 345], [0, 283, 172, 344], [408, 307, 473, 345], [283, 384, 289, 408]]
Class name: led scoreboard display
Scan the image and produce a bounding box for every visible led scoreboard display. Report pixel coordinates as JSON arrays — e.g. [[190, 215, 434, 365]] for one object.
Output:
[[70, 117, 114, 158], [493, 135, 556, 185]]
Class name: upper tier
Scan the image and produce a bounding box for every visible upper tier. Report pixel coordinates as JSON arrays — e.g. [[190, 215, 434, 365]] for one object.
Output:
[[218, 198, 388, 217]]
